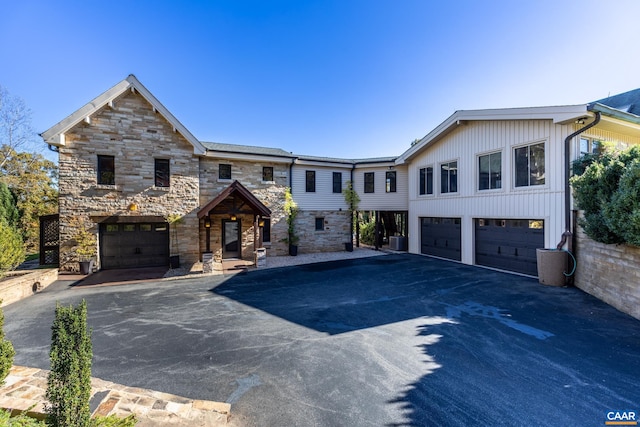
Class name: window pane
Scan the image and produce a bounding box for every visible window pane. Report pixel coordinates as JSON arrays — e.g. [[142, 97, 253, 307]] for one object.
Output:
[[140, 224, 152, 231], [580, 137, 590, 155], [364, 172, 374, 193], [426, 167, 433, 194], [333, 172, 342, 193], [263, 167, 273, 182], [155, 159, 170, 187], [315, 217, 324, 231], [124, 224, 135, 232], [449, 162, 457, 193], [478, 155, 490, 190], [386, 171, 396, 193], [419, 168, 426, 195], [306, 170, 316, 192], [98, 155, 115, 185], [490, 153, 502, 189], [514, 146, 529, 187], [106, 224, 118, 232], [441, 164, 449, 193], [219, 164, 231, 180], [529, 143, 545, 185]]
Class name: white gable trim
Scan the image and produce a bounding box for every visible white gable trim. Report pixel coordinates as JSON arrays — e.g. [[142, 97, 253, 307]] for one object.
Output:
[[395, 104, 590, 165], [40, 75, 206, 155]]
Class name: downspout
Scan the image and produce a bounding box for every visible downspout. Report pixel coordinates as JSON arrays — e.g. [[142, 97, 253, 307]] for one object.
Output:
[[556, 111, 601, 250], [289, 157, 296, 189], [350, 164, 357, 247]]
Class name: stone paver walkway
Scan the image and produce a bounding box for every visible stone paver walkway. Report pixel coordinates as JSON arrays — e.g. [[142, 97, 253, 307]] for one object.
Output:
[[0, 366, 230, 426]]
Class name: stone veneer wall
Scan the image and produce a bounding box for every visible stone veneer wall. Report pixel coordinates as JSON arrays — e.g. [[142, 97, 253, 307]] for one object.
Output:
[[58, 91, 201, 271], [295, 210, 351, 254], [574, 224, 640, 320], [199, 158, 289, 258]]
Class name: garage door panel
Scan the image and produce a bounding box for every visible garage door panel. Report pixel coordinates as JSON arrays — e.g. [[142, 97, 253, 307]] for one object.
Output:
[[421, 217, 462, 261], [475, 219, 543, 276], [100, 222, 169, 269]]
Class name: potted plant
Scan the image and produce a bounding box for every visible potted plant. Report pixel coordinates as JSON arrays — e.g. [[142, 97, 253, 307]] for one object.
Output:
[[72, 217, 95, 274], [283, 188, 299, 256], [166, 213, 183, 268], [342, 180, 360, 252]]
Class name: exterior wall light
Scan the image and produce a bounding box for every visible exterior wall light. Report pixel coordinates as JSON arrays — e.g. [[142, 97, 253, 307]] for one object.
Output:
[[204, 217, 211, 228]]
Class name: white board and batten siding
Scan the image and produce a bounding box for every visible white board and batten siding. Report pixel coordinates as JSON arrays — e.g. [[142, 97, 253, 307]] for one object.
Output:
[[353, 165, 409, 211], [406, 119, 575, 265], [291, 163, 352, 210]]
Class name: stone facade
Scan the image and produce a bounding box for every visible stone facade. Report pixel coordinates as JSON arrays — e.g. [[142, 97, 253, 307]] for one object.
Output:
[[295, 210, 351, 254], [58, 90, 200, 271], [575, 223, 640, 320]]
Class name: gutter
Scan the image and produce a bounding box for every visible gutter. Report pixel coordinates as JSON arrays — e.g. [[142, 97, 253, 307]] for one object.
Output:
[[556, 111, 601, 250]]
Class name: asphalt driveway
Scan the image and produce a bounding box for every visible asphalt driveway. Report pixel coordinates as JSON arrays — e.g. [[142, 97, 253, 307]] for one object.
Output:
[[4, 254, 640, 426]]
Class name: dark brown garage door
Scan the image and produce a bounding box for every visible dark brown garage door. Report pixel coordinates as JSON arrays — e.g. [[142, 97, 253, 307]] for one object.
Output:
[[475, 219, 544, 276], [420, 217, 462, 261], [99, 222, 169, 269]]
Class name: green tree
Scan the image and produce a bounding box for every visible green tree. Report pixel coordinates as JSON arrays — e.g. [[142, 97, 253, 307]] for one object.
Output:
[[46, 300, 93, 427], [0, 218, 25, 275], [0, 147, 58, 253], [0, 181, 19, 226], [0, 302, 16, 386]]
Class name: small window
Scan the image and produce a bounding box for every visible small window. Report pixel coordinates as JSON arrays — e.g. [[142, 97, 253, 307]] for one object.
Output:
[[364, 172, 375, 193], [580, 137, 601, 155], [333, 172, 342, 193], [419, 167, 433, 195], [315, 217, 324, 231], [263, 166, 274, 182], [105, 224, 118, 232], [440, 161, 458, 194], [140, 224, 152, 231], [219, 164, 232, 180], [386, 171, 397, 193], [515, 142, 545, 187], [478, 152, 501, 190], [155, 159, 170, 187], [155, 224, 167, 232], [306, 170, 316, 192], [123, 224, 135, 232], [262, 218, 271, 243], [97, 155, 115, 185]]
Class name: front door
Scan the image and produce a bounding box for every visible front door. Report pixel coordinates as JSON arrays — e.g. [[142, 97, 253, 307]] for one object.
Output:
[[222, 220, 240, 259]]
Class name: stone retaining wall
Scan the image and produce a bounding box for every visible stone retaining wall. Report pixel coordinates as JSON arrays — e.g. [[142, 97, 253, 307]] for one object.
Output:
[[575, 226, 640, 320], [0, 269, 58, 307]]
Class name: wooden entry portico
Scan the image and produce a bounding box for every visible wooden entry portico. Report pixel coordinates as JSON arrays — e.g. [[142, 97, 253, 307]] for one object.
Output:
[[197, 181, 271, 261]]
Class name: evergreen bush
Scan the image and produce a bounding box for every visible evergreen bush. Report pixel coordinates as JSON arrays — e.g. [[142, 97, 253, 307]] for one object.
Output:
[[571, 145, 640, 246], [0, 303, 16, 386], [0, 218, 25, 276], [46, 300, 92, 427]]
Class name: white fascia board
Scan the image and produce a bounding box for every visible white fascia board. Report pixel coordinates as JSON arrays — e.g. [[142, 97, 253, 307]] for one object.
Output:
[[202, 150, 293, 164], [395, 105, 589, 165], [41, 79, 132, 146], [41, 75, 207, 156], [354, 161, 396, 169], [294, 159, 354, 169]]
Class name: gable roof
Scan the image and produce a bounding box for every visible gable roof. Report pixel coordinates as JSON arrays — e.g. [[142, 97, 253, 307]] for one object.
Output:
[[197, 180, 271, 218], [594, 88, 640, 117], [202, 142, 294, 159], [41, 74, 206, 155], [395, 105, 590, 165]]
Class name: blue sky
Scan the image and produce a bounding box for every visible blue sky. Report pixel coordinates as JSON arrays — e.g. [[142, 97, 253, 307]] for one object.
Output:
[[2, 0, 640, 160]]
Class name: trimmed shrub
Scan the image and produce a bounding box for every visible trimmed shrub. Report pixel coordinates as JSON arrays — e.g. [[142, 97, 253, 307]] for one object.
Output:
[[571, 145, 640, 245], [0, 303, 16, 386], [359, 218, 376, 246], [46, 300, 92, 427], [0, 218, 25, 276]]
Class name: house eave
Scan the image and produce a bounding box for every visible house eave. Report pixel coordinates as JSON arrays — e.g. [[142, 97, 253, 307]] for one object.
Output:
[[40, 75, 207, 155], [395, 104, 589, 165]]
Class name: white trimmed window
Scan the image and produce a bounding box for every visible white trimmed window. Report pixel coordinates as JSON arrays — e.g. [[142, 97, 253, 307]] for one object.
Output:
[[514, 142, 545, 187]]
